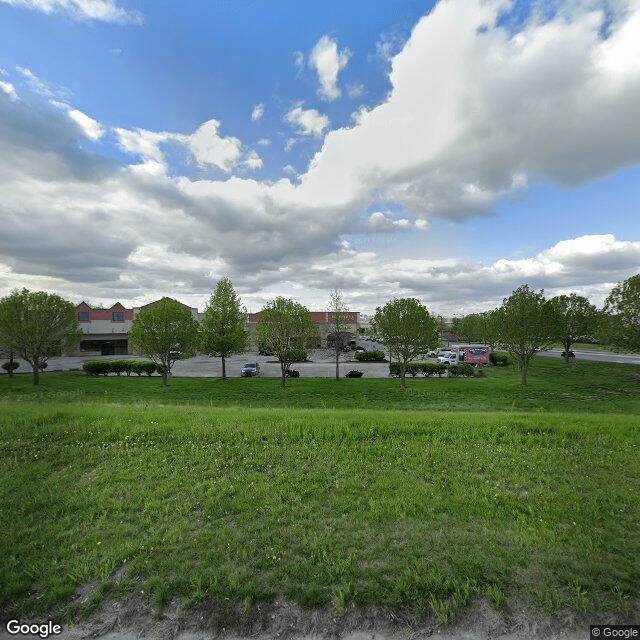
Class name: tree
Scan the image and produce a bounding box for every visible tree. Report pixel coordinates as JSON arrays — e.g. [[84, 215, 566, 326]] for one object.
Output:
[[256, 297, 317, 388], [549, 293, 598, 362], [372, 297, 439, 387], [0, 289, 81, 385], [200, 278, 247, 380], [327, 289, 353, 381], [489, 285, 557, 386], [128, 297, 200, 388], [603, 274, 640, 352], [452, 313, 485, 344]]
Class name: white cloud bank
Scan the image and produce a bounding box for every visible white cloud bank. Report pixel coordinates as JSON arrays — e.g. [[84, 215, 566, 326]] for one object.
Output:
[[0, 0, 142, 23], [1, 0, 640, 313]]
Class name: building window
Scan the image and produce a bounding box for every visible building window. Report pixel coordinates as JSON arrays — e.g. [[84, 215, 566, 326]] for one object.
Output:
[[112, 312, 124, 322], [78, 311, 90, 322]]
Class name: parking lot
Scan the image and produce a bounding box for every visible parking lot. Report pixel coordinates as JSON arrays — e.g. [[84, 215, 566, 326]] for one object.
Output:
[[9, 349, 395, 379]]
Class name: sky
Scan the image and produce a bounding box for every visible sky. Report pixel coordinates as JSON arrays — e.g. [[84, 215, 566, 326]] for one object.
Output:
[[1, 0, 639, 317]]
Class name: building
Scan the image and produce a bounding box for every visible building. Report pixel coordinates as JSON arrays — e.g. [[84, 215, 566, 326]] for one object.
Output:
[[247, 311, 360, 349], [76, 302, 133, 355], [75, 298, 200, 356]]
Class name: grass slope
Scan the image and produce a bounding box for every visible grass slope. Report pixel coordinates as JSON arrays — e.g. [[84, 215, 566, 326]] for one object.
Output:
[[1, 358, 639, 625]]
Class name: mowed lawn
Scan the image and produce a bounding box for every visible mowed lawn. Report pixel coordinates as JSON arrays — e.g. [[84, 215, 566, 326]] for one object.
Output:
[[1, 358, 639, 624]]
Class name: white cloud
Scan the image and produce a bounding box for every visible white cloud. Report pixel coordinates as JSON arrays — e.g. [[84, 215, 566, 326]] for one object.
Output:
[[2, 0, 640, 316], [115, 127, 170, 164], [0, 0, 142, 23], [187, 119, 242, 172], [284, 104, 330, 136], [68, 109, 104, 140], [251, 103, 264, 122], [309, 35, 351, 101], [243, 150, 263, 170], [293, 51, 305, 70], [0, 80, 19, 101], [257, 138, 271, 147]]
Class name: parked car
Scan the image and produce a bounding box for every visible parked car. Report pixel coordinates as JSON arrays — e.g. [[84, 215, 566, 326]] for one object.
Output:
[[437, 353, 458, 365], [241, 363, 261, 376], [561, 350, 575, 358]]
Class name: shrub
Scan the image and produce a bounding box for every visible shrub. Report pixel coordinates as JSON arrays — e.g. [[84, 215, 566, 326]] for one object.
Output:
[[490, 351, 513, 366], [345, 370, 363, 378], [285, 368, 300, 378], [130, 360, 156, 376], [420, 362, 446, 377], [448, 364, 474, 377], [110, 360, 129, 376], [83, 361, 112, 376], [2, 361, 20, 373], [355, 350, 385, 362]]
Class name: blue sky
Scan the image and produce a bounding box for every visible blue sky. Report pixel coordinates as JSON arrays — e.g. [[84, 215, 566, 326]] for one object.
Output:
[[1, 0, 639, 316]]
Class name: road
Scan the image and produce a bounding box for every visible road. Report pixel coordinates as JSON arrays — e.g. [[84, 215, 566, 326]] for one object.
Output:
[[539, 348, 640, 365]]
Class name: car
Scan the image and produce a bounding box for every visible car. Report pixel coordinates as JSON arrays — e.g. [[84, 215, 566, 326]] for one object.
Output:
[[561, 350, 575, 358], [437, 353, 458, 365], [241, 363, 261, 376]]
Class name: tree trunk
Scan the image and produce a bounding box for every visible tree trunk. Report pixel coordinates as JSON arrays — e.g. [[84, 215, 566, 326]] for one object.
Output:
[[335, 350, 340, 381], [564, 339, 572, 363], [520, 362, 528, 386], [280, 362, 287, 389], [8, 353, 14, 377], [162, 370, 169, 388], [400, 362, 407, 388], [221, 355, 227, 380], [32, 363, 40, 386]]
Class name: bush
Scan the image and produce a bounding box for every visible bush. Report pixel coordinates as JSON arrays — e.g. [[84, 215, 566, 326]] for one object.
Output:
[[490, 351, 513, 366], [355, 350, 385, 362], [285, 368, 300, 378], [131, 360, 156, 376], [448, 364, 474, 377], [110, 360, 129, 376], [2, 361, 20, 373], [83, 361, 113, 376], [345, 370, 363, 378], [420, 362, 446, 377]]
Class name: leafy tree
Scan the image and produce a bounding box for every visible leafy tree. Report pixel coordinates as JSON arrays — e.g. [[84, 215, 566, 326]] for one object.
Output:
[[327, 289, 353, 381], [200, 278, 247, 380], [128, 297, 200, 388], [0, 289, 81, 385], [549, 293, 598, 362], [372, 297, 438, 387], [256, 297, 317, 388], [603, 274, 640, 352], [452, 313, 485, 344], [489, 285, 557, 386]]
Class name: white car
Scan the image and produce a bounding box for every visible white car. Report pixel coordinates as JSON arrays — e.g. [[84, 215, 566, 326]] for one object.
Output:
[[437, 353, 458, 365]]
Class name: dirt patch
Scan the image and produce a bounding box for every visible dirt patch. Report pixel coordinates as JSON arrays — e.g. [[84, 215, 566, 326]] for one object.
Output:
[[3, 593, 635, 640]]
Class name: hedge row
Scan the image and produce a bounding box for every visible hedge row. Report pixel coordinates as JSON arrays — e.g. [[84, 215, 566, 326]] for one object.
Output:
[[82, 360, 158, 376], [355, 350, 386, 362], [389, 362, 475, 377]]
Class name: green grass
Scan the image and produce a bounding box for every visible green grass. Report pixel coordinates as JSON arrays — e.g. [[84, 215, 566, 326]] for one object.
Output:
[[1, 357, 639, 414], [1, 358, 639, 625]]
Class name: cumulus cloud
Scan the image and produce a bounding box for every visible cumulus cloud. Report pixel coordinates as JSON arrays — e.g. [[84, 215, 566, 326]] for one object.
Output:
[[308, 35, 351, 101], [243, 150, 263, 170], [251, 103, 264, 122], [0, 0, 142, 23], [2, 0, 640, 315], [68, 109, 104, 140], [284, 104, 330, 136], [187, 119, 242, 172]]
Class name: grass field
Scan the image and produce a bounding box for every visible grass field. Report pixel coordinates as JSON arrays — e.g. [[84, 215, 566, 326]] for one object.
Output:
[[1, 357, 639, 626]]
